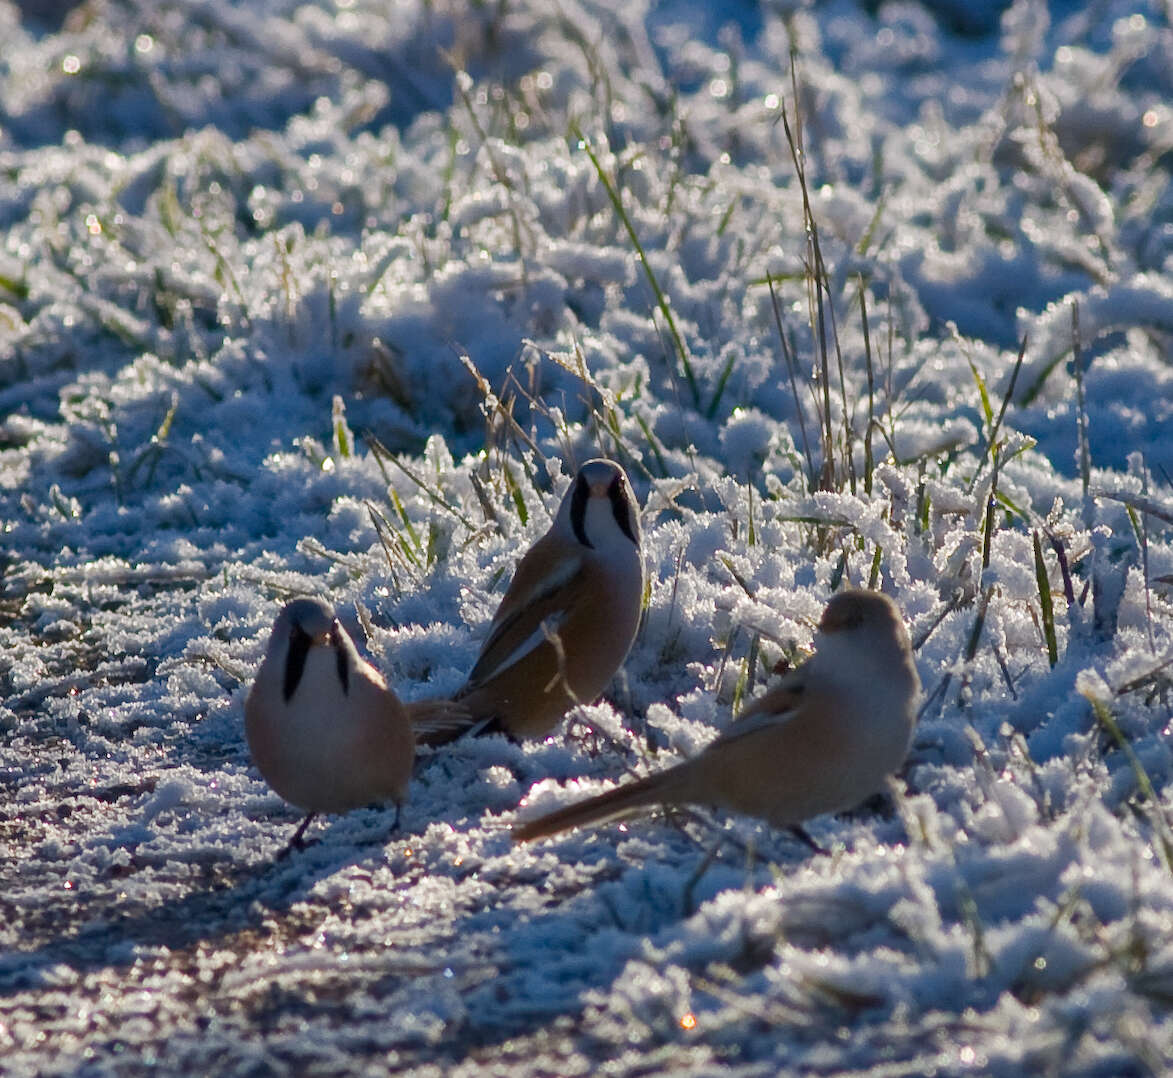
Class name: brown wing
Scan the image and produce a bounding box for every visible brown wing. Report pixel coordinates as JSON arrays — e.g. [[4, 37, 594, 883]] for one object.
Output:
[[720, 666, 806, 734], [464, 534, 583, 690]]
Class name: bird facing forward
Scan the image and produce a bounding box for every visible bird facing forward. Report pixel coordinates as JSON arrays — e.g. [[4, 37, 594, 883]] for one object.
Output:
[[512, 589, 919, 843], [245, 597, 415, 851], [415, 458, 644, 745]]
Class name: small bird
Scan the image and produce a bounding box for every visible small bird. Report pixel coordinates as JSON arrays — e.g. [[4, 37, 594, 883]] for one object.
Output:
[[244, 597, 415, 852], [512, 589, 919, 843], [415, 458, 644, 745]]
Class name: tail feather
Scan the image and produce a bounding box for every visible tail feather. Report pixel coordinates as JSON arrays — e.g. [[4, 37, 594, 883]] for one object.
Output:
[[512, 766, 691, 842], [405, 697, 477, 746]]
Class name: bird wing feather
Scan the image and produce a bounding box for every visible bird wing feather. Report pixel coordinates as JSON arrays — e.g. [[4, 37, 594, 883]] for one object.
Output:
[[713, 673, 806, 745], [464, 538, 584, 689]]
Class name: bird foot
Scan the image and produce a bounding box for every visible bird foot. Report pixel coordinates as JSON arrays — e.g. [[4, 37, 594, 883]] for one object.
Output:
[[276, 813, 318, 858]]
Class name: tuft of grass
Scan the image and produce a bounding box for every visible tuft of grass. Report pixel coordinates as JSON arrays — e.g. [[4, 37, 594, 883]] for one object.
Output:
[[979, 457, 999, 573], [1092, 489, 1173, 528], [1032, 530, 1059, 667], [968, 356, 995, 439], [730, 631, 761, 716], [468, 471, 503, 530], [199, 223, 248, 319], [955, 880, 992, 979], [1079, 678, 1173, 876], [829, 549, 848, 591], [746, 480, 756, 547], [718, 555, 757, 600], [124, 391, 189, 490], [1098, 480, 1161, 655], [954, 587, 993, 711], [501, 461, 528, 525], [915, 462, 930, 535], [633, 412, 668, 477], [386, 488, 424, 568], [367, 433, 477, 534], [296, 537, 367, 578], [1045, 528, 1079, 607], [573, 125, 700, 411], [529, 340, 661, 482], [859, 278, 877, 495], [366, 503, 403, 595], [1113, 653, 1173, 700], [0, 265, 29, 300], [777, 82, 851, 494], [332, 395, 353, 459], [986, 336, 1027, 466], [706, 351, 737, 419], [452, 67, 530, 269], [960, 331, 1026, 489], [768, 273, 816, 491]]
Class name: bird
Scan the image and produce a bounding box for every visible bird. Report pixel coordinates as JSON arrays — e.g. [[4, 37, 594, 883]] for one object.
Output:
[[414, 458, 644, 745], [244, 597, 415, 852], [511, 589, 920, 843]]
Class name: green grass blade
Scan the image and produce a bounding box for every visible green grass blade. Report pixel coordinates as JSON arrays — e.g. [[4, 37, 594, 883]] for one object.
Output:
[[1033, 530, 1059, 667], [574, 127, 700, 410]]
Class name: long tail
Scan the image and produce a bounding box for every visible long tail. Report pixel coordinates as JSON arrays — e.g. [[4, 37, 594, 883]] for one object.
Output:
[[405, 698, 482, 746], [512, 765, 693, 842]]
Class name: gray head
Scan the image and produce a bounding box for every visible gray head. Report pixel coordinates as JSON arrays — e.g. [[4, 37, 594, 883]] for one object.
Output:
[[818, 590, 903, 636], [557, 458, 640, 552], [268, 597, 355, 702], [817, 589, 916, 679]]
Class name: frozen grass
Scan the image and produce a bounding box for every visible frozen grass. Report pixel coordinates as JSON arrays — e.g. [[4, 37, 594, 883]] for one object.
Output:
[[2, 0, 1173, 1074]]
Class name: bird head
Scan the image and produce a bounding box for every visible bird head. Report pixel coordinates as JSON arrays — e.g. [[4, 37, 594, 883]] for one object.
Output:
[[559, 458, 640, 553]]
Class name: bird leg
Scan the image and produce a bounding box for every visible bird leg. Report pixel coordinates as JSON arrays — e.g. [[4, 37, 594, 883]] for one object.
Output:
[[277, 812, 318, 858]]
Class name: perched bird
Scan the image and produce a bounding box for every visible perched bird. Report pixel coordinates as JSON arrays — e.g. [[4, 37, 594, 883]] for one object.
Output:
[[512, 589, 919, 843], [416, 458, 644, 745], [245, 597, 415, 852]]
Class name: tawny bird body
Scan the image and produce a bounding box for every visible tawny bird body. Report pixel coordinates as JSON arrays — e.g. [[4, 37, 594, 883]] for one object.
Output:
[[416, 459, 644, 745], [512, 590, 919, 842], [245, 598, 415, 849]]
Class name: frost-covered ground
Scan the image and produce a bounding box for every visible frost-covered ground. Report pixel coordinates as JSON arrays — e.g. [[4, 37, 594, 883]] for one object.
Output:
[[2, 0, 1173, 1073]]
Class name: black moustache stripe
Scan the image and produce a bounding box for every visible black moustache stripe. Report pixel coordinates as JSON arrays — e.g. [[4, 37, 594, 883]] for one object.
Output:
[[283, 625, 312, 702], [333, 628, 350, 696], [570, 474, 592, 548], [608, 479, 637, 545]]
